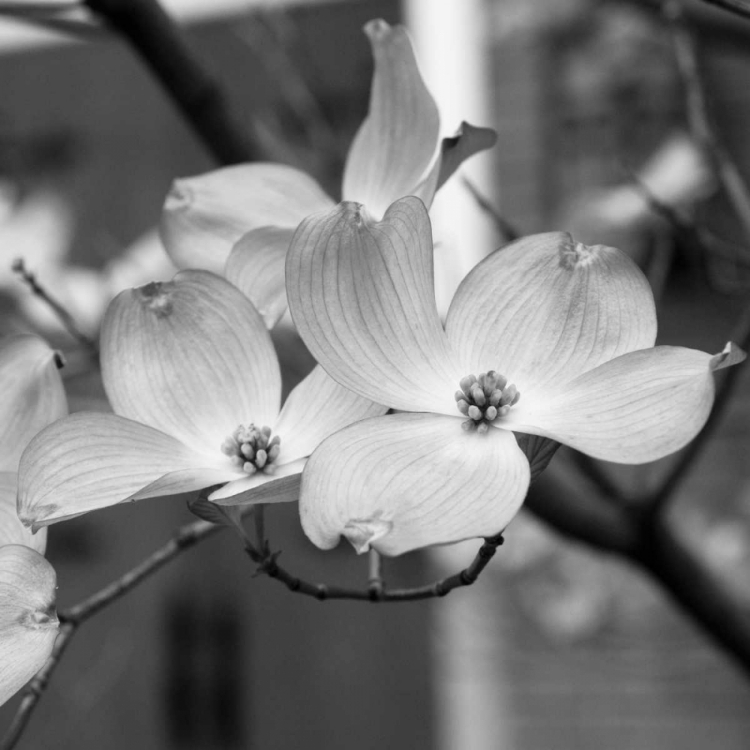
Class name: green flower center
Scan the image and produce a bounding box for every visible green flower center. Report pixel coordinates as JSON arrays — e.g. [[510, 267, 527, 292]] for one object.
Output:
[[221, 424, 280, 475], [455, 371, 520, 433]]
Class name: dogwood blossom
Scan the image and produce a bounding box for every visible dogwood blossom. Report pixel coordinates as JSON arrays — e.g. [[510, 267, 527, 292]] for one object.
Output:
[[285, 197, 745, 556], [159, 19, 495, 327], [0, 335, 65, 706], [18, 271, 384, 529]]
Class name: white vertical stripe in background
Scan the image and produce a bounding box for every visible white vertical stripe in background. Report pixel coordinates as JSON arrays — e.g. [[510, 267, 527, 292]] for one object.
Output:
[[401, 2, 514, 749]]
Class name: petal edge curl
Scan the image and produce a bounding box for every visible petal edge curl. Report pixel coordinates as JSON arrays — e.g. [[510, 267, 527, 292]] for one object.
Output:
[[101, 270, 281, 454], [299, 412, 530, 557], [286, 198, 461, 414], [0, 545, 58, 707], [225, 227, 295, 329], [0, 334, 67, 473], [0, 474, 46, 553], [160, 163, 333, 273], [506, 344, 745, 463], [342, 20, 440, 218], [17, 412, 239, 529], [445, 232, 657, 392]]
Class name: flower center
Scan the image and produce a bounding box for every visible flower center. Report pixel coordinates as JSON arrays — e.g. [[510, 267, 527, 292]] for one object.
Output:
[[221, 424, 280, 475], [455, 371, 520, 434]]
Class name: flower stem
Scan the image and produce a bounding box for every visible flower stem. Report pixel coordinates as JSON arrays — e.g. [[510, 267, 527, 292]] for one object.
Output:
[[245, 534, 505, 603], [367, 549, 383, 600]]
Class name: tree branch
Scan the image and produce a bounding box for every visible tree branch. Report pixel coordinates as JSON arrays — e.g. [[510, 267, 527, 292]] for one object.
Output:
[[526, 466, 641, 556], [0, 517, 220, 750], [246, 534, 505, 602], [700, 0, 750, 22], [635, 512, 750, 676], [667, 1, 750, 239], [0, 622, 76, 750], [84, 0, 258, 165], [527, 462, 750, 678], [12, 258, 99, 357]]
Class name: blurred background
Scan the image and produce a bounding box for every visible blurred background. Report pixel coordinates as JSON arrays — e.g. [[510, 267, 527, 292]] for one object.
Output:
[[0, 0, 749, 748]]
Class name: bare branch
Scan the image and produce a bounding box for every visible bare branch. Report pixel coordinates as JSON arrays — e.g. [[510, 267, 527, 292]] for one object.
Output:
[[461, 176, 521, 243], [0, 622, 76, 750], [84, 0, 259, 165], [245, 533, 505, 602], [667, 1, 750, 240], [12, 258, 99, 357], [635, 512, 750, 677], [700, 0, 750, 22], [0, 517, 220, 749], [367, 549, 383, 600]]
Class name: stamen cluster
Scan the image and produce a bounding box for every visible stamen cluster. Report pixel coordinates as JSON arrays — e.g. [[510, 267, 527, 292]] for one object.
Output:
[[455, 371, 520, 433], [221, 424, 280, 475]]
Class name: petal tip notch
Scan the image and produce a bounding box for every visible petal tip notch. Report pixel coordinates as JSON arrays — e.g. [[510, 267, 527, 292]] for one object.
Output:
[[343, 516, 394, 554], [135, 280, 175, 318], [710, 341, 747, 372], [558, 235, 599, 270], [363, 18, 392, 40], [163, 180, 192, 213]]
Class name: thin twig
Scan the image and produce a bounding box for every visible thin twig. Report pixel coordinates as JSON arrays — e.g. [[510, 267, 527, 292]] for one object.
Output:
[[12, 258, 99, 357], [627, 169, 750, 290], [367, 549, 383, 600], [461, 176, 520, 242], [0, 518, 501, 748], [84, 0, 258, 166], [700, 0, 750, 22], [63, 518, 218, 622], [0, 518, 219, 750], [0, 622, 76, 750], [667, 1, 750, 240], [246, 534, 505, 602], [253, 504, 266, 554]]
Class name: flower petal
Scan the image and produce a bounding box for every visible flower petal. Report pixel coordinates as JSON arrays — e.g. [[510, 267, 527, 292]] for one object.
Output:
[[445, 232, 657, 392], [160, 163, 334, 273], [299, 412, 530, 557], [17, 412, 239, 529], [342, 20, 440, 218], [413, 121, 499, 206], [209, 461, 304, 505], [0, 334, 67, 472], [286, 198, 461, 414], [0, 473, 46, 554], [225, 226, 295, 329], [101, 270, 281, 455], [0, 545, 58, 707], [272, 365, 387, 465], [506, 344, 746, 463]]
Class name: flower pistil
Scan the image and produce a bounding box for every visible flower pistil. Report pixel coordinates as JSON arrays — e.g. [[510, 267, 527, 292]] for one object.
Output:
[[221, 425, 280, 475], [455, 371, 520, 433]]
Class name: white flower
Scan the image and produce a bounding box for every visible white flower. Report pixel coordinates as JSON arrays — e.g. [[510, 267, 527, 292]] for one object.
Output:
[[284, 197, 745, 556], [0, 334, 64, 705], [18, 272, 384, 528], [159, 19, 495, 328]]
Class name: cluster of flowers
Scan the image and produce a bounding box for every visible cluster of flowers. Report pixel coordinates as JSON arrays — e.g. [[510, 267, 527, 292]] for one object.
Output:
[[1, 20, 743, 706]]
